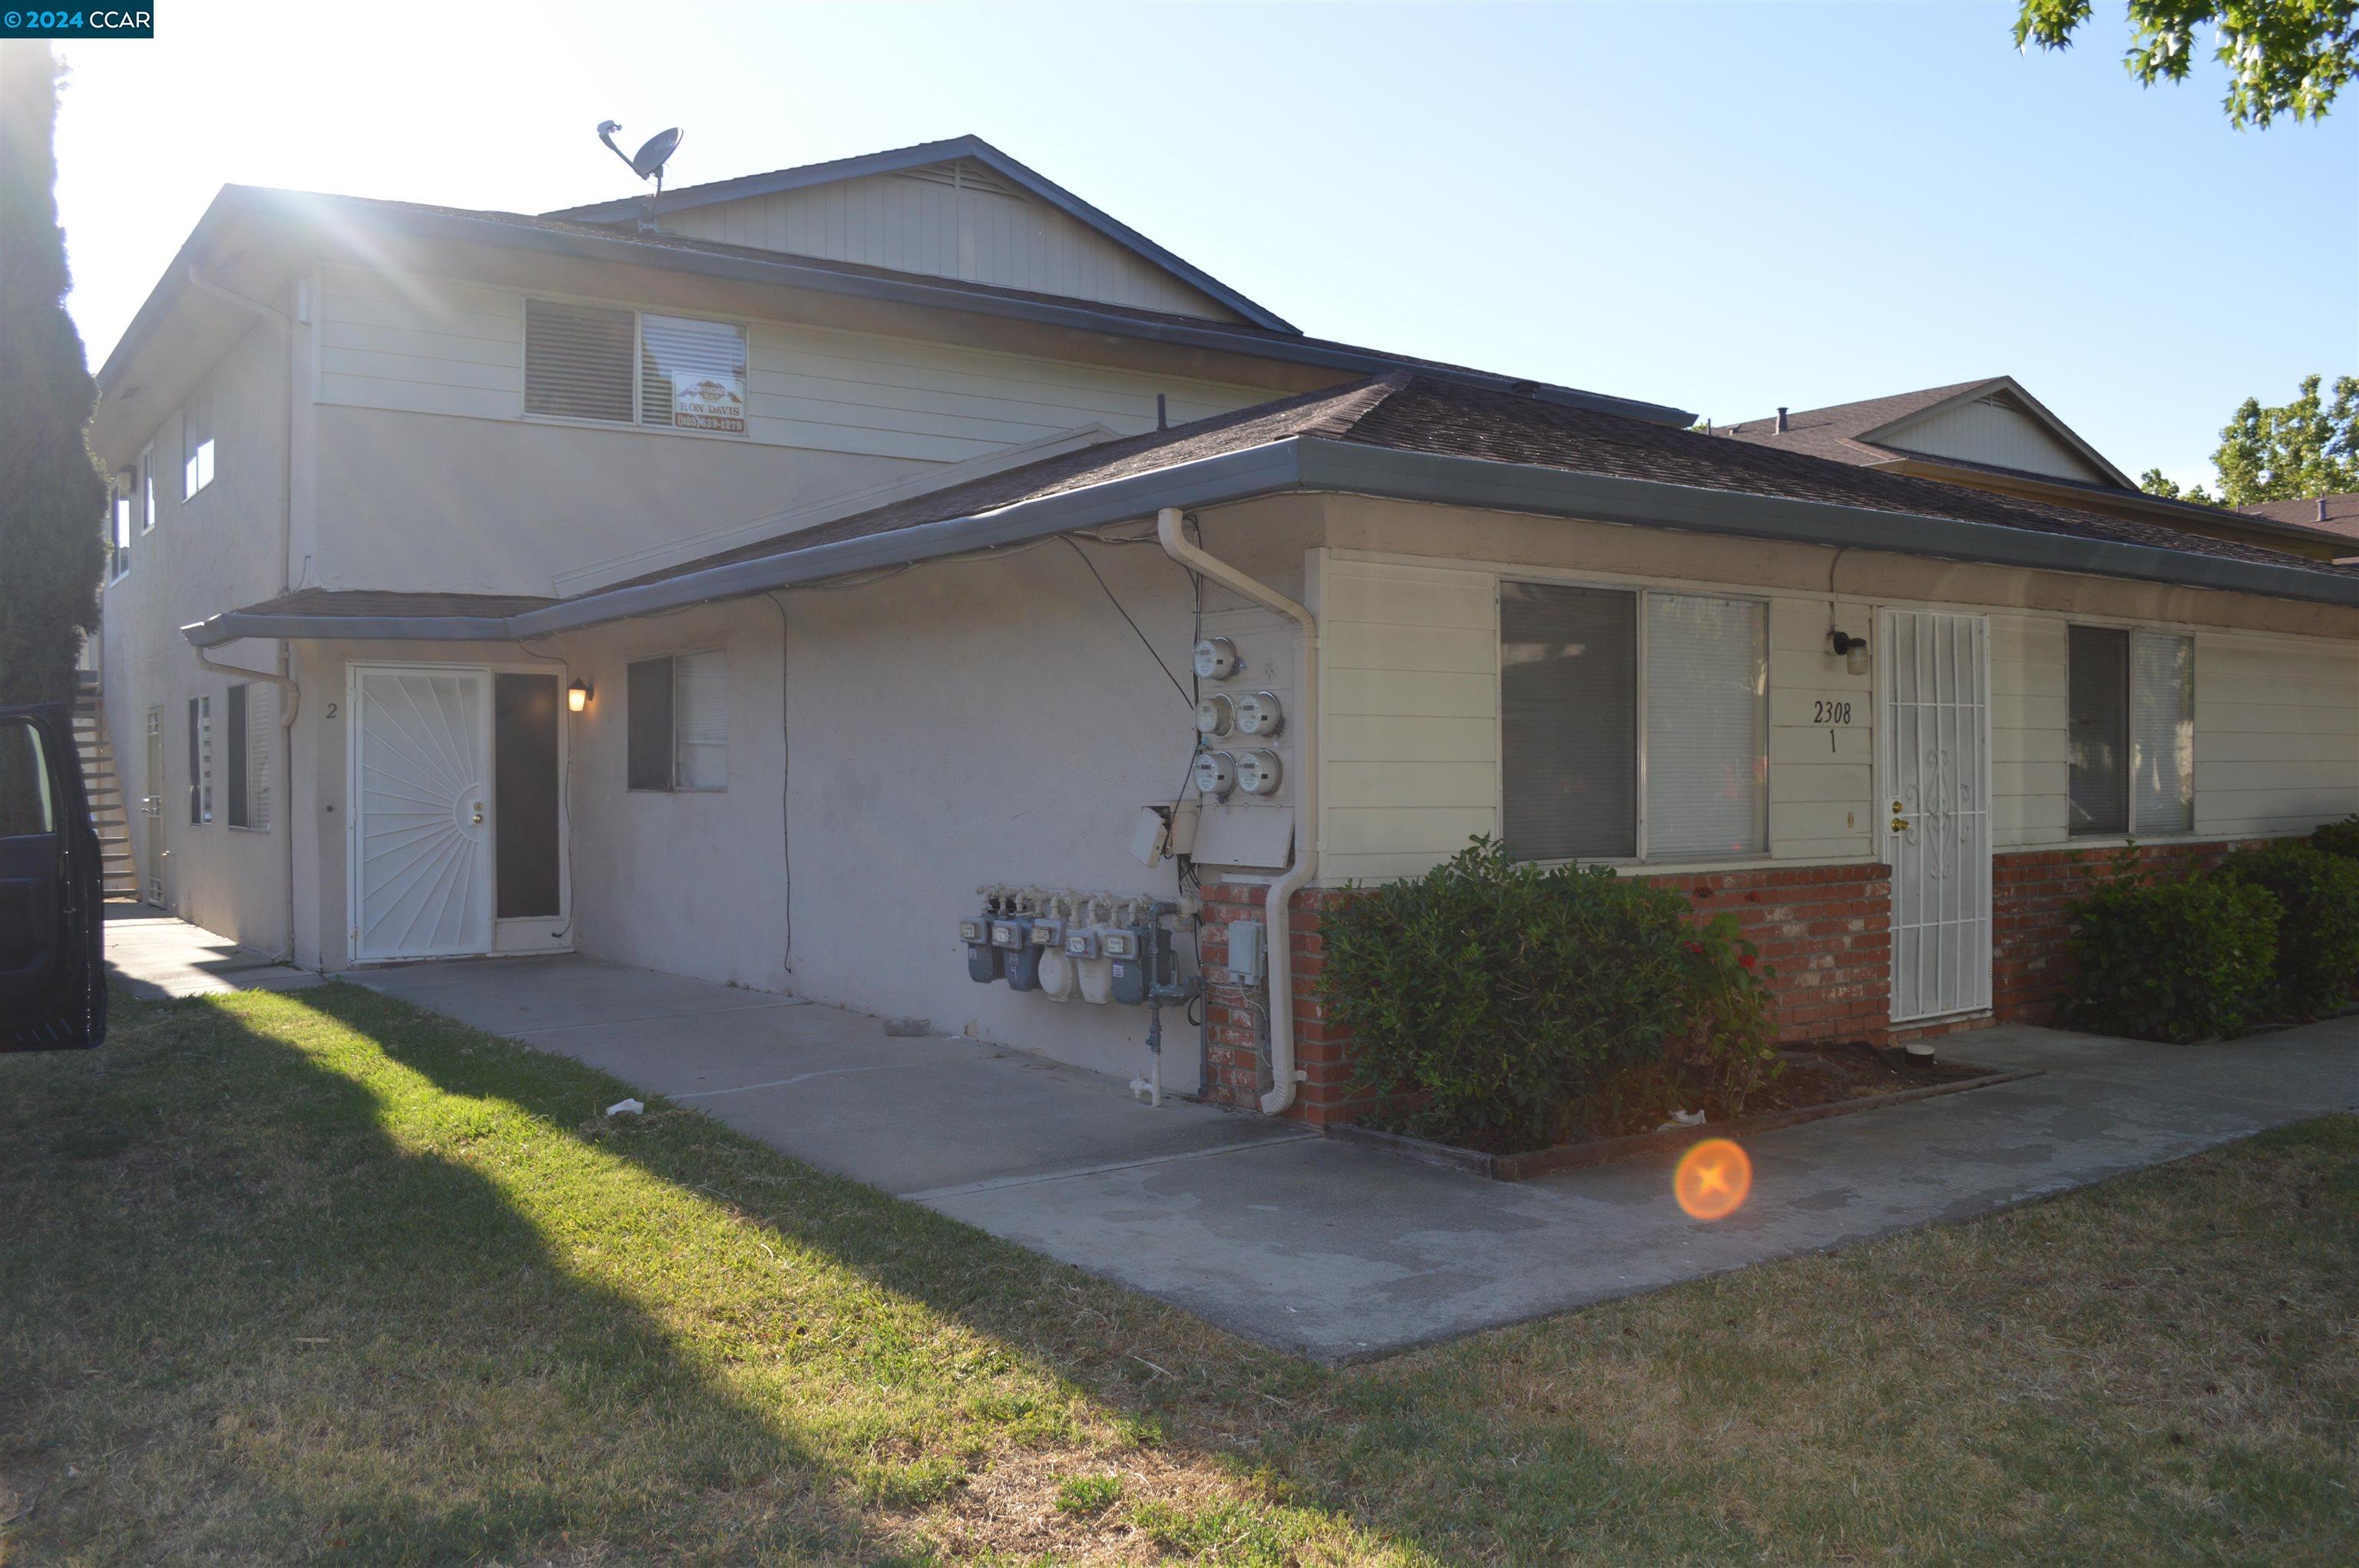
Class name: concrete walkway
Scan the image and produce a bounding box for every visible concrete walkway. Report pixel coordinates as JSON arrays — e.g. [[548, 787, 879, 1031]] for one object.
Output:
[[342, 951, 2359, 1362], [104, 904, 322, 1000], [111, 919, 2359, 1361]]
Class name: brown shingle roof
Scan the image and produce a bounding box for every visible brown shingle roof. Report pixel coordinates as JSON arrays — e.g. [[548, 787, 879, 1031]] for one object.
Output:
[[608, 375, 2359, 588], [1715, 380, 1995, 467], [2242, 494, 2359, 540]]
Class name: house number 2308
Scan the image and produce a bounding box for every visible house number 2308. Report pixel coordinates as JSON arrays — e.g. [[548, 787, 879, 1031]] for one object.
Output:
[[1812, 699, 1854, 726]]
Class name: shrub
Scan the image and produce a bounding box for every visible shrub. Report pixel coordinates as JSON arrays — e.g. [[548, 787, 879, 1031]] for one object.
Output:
[[1320, 838, 1778, 1152], [2310, 815, 2359, 862], [2219, 841, 2359, 1018], [2063, 849, 2280, 1043]]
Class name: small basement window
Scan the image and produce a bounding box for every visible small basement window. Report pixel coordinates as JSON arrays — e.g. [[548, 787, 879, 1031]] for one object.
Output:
[[2068, 624, 2193, 836], [627, 651, 728, 792]]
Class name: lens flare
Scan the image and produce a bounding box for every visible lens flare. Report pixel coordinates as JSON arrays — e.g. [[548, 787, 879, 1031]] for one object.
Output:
[[1673, 1137, 1752, 1221]]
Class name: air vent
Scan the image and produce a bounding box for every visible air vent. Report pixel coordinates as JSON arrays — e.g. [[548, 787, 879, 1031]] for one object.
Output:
[[898, 159, 1023, 200]]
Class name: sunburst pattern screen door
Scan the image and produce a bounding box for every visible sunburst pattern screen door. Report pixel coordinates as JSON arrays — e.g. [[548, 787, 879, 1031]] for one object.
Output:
[[351, 667, 494, 961], [1880, 610, 1992, 1022]]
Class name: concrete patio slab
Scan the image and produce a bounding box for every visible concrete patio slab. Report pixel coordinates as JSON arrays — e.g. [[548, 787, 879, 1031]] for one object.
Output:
[[184, 934, 2357, 1362], [344, 953, 1305, 1199], [104, 905, 323, 1001]]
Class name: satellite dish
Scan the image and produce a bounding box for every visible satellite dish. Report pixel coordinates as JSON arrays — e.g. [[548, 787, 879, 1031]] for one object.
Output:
[[595, 120, 684, 193]]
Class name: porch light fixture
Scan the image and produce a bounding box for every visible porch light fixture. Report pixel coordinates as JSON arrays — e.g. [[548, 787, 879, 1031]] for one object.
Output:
[[567, 680, 592, 713], [1828, 630, 1871, 676]]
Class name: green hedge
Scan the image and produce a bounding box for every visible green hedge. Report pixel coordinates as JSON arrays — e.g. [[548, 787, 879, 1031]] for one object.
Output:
[[1319, 838, 1778, 1152], [2310, 815, 2359, 862], [2063, 851, 2281, 1043], [2219, 842, 2359, 1019]]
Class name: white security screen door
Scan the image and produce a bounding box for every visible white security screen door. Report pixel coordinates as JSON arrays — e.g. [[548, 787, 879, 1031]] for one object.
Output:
[[1881, 610, 1992, 1021], [351, 666, 494, 961]]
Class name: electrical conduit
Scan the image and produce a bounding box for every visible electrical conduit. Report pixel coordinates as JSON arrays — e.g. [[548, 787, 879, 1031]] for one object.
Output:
[[1155, 506, 1317, 1116]]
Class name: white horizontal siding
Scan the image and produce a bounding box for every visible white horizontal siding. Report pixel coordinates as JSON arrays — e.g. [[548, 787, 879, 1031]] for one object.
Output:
[[1318, 558, 1498, 882], [662, 166, 1243, 323], [316, 264, 1277, 463], [1885, 395, 2110, 483]]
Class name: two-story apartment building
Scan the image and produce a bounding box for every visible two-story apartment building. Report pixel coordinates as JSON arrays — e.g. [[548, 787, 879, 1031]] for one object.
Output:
[[91, 136, 2359, 1120]]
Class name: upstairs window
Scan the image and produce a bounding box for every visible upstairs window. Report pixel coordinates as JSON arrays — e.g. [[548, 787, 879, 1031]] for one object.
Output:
[[524, 299, 635, 423], [626, 651, 729, 792], [141, 446, 156, 532], [182, 391, 215, 498], [2068, 625, 2193, 836], [1500, 582, 1767, 863], [524, 299, 746, 435]]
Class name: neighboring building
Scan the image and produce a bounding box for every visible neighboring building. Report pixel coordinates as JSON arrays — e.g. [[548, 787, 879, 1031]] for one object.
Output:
[[1718, 377, 2354, 561], [2242, 495, 2359, 561], [91, 138, 2359, 1122]]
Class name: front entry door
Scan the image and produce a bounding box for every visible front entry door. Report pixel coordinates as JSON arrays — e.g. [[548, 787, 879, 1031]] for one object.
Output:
[[1881, 609, 1991, 1021], [350, 666, 494, 961]]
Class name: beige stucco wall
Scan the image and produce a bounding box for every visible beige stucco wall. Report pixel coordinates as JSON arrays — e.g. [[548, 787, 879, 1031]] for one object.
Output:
[[96, 311, 295, 953]]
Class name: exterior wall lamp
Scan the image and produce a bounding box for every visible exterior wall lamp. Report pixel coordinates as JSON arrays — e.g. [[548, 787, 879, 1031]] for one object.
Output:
[[567, 680, 592, 713], [1829, 630, 1871, 676]]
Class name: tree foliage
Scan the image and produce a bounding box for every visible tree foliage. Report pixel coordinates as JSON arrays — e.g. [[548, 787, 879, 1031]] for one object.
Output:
[[2140, 373, 2357, 508], [2211, 374, 2359, 504], [2015, 1, 2357, 127], [0, 42, 107, 706]]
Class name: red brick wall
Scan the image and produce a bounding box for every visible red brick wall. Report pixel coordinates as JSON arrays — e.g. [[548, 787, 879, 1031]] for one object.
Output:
[[1199, 837, 2284, 1123], [1992, 838, 2268, 1024], [1197, 862, 1893, 1123]]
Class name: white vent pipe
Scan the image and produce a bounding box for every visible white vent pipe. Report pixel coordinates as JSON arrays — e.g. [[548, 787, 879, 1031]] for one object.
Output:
[[1155, 506, 1316, 1116]]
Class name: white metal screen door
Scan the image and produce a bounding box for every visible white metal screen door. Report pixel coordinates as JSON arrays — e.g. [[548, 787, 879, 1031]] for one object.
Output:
[[1881, 610, 1992, 1021], [351, 666, 494, 961]]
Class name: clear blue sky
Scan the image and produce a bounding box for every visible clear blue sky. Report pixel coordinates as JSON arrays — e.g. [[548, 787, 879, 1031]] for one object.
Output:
[[55, 1, 2357, 488]]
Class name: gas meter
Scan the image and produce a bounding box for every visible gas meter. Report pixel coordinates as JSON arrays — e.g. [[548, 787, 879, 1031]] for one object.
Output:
[[1193, 749, 1238, 799], [960, 909, 1001, 984], [1236, 749, 1283, 796], [991, 910, 1041, 991], [1107, 911, 1170, 1007], [1031, 903, 1078, 1001], [1232, 691, 1284, 737], [1192, 637, 1240, 680]]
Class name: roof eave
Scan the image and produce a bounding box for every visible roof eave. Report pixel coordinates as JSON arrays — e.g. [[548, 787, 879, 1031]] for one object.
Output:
[[1862, 375, 2138, 492]]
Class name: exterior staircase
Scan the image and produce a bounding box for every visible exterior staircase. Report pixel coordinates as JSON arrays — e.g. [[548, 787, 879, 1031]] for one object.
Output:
[[73, 670, 142, 901]]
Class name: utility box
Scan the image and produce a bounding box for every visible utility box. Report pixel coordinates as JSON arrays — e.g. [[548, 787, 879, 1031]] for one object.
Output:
[[1228, 918, 1265, 987]]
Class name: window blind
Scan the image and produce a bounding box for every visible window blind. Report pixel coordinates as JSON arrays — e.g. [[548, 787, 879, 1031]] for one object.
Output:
[[2130, 631, 2193, 835], [627, 657, 674, 792], [640, 314, 747, 433], [525, 299, 637, 424], [673, 651, 729, 791], [187, 696, 211, 825], [230, 682, 273, 831], [2067, 625, 2129, 835], [1645, 594, 1767, 858], [1500, 582, 1636, 861]]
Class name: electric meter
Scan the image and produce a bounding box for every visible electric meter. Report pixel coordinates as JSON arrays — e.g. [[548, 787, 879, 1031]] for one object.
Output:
[[1233, 691, 1284, 737], [1193, 749, 1238, 798], [1194, 693, 1235, 736], [1236, 749, 1283, 796], [1192, 637, 1240, 680]]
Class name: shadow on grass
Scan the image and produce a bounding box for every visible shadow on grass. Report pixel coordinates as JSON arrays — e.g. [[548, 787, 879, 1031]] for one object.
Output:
[[0, 986, 922, 1563]]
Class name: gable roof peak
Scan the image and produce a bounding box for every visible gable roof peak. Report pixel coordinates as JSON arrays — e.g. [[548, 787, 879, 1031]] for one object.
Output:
[[542, 133, 1299, 335]]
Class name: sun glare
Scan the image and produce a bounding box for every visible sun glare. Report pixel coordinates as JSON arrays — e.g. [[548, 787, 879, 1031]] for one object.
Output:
[[1673, 1137, 1752, 1222]]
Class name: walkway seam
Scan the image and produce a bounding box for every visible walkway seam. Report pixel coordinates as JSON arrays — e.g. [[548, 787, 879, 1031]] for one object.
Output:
[[671, 1062, 925, 1100], [898, 1132, 1318, 1202]]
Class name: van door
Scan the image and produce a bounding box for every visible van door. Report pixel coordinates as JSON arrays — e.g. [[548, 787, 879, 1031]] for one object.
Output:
[[0, 703, 107, 1050]]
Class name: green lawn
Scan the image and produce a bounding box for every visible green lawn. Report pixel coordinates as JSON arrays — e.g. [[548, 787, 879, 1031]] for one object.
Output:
[[3, 984, 2355, 1563]]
